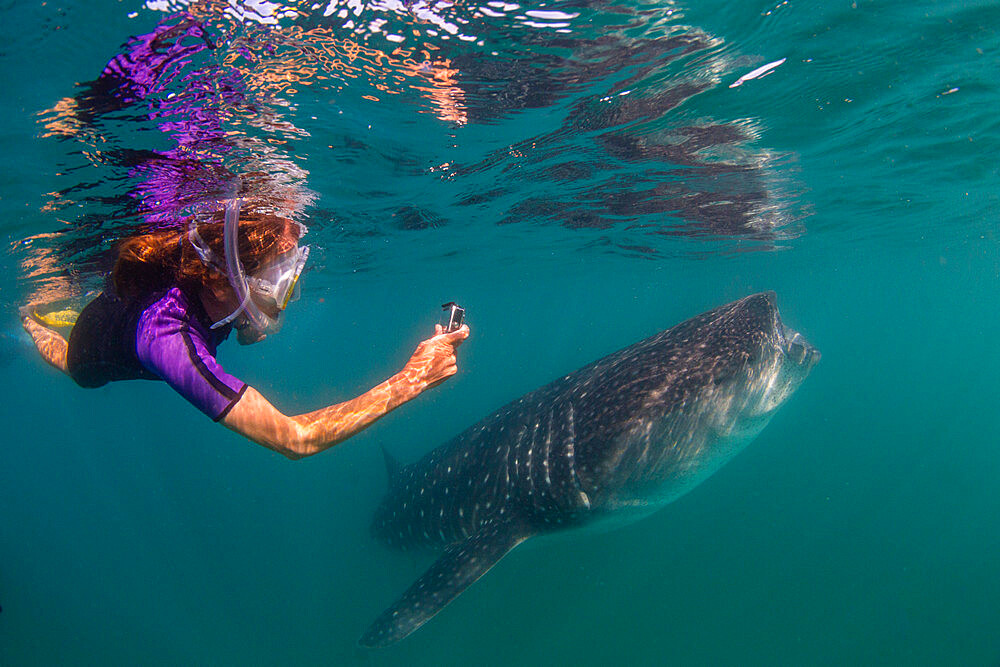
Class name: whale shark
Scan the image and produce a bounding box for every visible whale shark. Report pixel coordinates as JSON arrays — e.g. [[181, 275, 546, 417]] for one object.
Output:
[[361, 292, 819, 647]]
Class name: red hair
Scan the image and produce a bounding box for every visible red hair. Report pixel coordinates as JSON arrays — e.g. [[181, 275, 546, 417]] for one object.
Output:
[[112, 211, 300, 301]]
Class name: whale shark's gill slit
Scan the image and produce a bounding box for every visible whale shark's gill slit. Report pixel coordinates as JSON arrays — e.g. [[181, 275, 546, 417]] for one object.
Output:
[[565, 403, 576, 461], [539, 417, 552, 487], [519, 423, 534, 501], [632, 420, 655, 483], [503, 440, 511, 488], [564, 402, 590, 510]]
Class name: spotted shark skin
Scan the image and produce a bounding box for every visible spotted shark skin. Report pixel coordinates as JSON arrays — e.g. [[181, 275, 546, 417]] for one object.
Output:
[[361, 292, 819, 647]]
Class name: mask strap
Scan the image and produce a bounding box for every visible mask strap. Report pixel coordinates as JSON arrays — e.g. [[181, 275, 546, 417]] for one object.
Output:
[[188, 225, 226, 273]]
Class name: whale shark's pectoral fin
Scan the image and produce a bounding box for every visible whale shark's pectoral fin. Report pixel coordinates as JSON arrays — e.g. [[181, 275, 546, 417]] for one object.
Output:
[[360, 520, 528, 648]]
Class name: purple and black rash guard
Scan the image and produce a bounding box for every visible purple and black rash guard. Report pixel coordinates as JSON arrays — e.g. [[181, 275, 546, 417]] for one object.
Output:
[[66, 287, 248, 421], [135, 288, 248, 420]]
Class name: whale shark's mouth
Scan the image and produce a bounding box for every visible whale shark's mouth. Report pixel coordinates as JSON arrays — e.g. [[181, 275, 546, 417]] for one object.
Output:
[[779, 323, 820, 370], [783, 329, 820, 369], [744, 323, 819, 418]]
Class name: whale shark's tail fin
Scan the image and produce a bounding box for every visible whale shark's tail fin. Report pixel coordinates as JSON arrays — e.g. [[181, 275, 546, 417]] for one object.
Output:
[[359, 519, 529, 648]]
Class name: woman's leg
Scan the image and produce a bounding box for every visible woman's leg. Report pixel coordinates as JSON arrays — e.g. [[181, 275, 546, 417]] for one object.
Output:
[[21, 310, 69, 373]]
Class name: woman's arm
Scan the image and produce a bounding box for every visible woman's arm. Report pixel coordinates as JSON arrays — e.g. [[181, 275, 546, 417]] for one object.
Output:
[[222, 325, 469, 459], [21, 309, 69, 373]]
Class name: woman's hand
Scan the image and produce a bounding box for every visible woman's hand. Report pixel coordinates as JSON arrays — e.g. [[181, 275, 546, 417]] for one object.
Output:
[[224, 323, 470, 459], [395, 324, 470, 399]]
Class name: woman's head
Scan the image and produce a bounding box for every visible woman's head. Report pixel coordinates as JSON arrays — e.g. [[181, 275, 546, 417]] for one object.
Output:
[[113, 208, 303, 308]]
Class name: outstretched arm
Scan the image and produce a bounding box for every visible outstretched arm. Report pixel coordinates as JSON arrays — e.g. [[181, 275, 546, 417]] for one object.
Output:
[[21, 309, 69, 373], [222, 324, 469, 459]]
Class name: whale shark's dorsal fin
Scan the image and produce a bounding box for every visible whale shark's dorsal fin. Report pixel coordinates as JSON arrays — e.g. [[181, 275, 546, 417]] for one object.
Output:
[[360, 520, 528, 647], [381, 446, 403, 485]]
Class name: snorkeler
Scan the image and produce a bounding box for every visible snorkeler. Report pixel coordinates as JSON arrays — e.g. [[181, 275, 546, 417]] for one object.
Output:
[[20, 200, 469, 460]]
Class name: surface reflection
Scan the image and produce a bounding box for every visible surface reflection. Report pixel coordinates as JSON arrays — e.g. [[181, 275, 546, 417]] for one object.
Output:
[[25, 0, 802, 299]]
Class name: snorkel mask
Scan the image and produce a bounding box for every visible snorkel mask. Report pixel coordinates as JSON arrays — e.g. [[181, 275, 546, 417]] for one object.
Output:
[[189, 198, 309, 342]]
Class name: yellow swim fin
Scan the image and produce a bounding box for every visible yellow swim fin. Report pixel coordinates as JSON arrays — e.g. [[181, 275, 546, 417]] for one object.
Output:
[[34, 308, 79, 328]]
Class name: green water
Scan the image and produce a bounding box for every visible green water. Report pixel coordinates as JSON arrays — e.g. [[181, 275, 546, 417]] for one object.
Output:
[[1, 0, 999, 664]]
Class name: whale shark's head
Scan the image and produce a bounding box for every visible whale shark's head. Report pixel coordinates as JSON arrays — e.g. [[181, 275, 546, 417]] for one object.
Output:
[[752, 323, 820, 412], [580, 292, 818, 511], [676, 291, 819, 450], [738, 292, 820, 419]]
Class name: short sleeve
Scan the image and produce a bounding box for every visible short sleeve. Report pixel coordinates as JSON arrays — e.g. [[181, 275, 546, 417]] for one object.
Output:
[[135, 292, 248, 421]]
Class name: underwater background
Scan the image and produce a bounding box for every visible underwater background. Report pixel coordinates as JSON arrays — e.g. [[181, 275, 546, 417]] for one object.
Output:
[[1, 0, 998, 664]]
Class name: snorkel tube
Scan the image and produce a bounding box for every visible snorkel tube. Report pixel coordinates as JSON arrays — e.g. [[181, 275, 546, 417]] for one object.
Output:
[[220, 197, 284, 339], [189, 190, 305, 340], [203, 198, 252, 330]]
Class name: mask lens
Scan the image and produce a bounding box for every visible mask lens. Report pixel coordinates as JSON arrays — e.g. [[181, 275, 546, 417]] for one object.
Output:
[[250, 245, 308, 312], [280, 272, 302, 309]]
